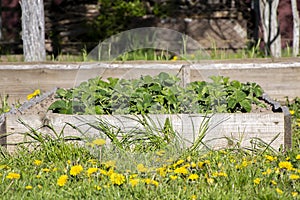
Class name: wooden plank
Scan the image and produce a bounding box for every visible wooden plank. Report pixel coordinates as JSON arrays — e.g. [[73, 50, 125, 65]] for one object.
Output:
[[1, 61, 300, 104], [5, 113, 286, 153]]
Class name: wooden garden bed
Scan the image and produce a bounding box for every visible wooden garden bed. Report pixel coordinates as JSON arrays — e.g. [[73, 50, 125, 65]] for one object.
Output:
[[0, 60, 296, 153], [0, 111, 291, 153]]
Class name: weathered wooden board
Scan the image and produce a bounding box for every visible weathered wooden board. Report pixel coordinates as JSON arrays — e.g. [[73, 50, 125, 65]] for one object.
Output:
[[1, 60, 300, 104], [3, 113, 289, 153]]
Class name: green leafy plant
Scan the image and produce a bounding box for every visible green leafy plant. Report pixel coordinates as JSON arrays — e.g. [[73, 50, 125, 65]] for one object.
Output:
[[48, 73, 266, 115], [0, 94, 10, 114]]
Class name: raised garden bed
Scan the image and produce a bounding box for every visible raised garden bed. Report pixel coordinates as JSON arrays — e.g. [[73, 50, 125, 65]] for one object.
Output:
[[0, 71, 292, 153]]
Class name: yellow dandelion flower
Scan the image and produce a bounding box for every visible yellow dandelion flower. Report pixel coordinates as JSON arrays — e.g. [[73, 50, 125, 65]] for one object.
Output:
[[204, 160, 210, 165], [37, 185, 42, 189], [57, 175, 68, 186], [25, 185, 33, 190], [6, 172, 20, 180], [27, 89, 41, 100], [151, 180, 159, 187], [103, 160, 116, 169], [87, 167, 98, 177], [67, 160, 71, 164], [100, 169, 108, 175], [129, 179, 140, 187], [262, 168, 272, 175], [198, 161, 205, 168], [92, 138, 106, 146], [52, 168, 58, 172], [271, 180, 277, 185], [174, 167, 188, 175], [292, 191, 298, 197], [143, 178, 159, 187], [212, 171, 228, 177], [253, 178, 261, 185], [110, 173, 125, 185], [173, 159, 185, 168], [188, 174, 199, 181], [36, 175, 41, 179], [290, 110, 295, 115], [286, 157, 290, 161], [143, 178, 151, 185], [276, 188, 283, 195], [167, 168, 173, 173], [157, 167, 167, 177], [278, 161, 293, 171], [186, 156, 192, 162], [137, 164, 148, 173], [94, 185, 101, 190], [191, 195, 197, 200], [289, 174, 300, 180], [42, 168, 50, 172], [207, 178, 214, 185], [130, 174, 138, 179], [265, 155, 276, 162], [70, 165, 83, 176], [107, 168, 114, 176], [274, 167, 280, 174], [296, 155, 300, 160], [171, 56, 178, 61], [191, 162, 197, 168], [170, 175, 178, 180], [34, 160, 42, 166], [242, 160, 248, 167]]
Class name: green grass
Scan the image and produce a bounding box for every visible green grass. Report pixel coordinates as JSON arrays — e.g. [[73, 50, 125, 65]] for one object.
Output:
[[1, 140, 300, 199], [1, 44, 298, 62], [1, 97, 300, 199]]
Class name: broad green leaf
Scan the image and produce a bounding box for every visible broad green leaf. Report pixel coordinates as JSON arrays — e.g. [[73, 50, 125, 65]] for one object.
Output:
[[227, 97, 236, 109], [48, 100, 67, 110], [240, 99, 251, 112], [231, 80, 242, 89], [235, 90, 247, 102]]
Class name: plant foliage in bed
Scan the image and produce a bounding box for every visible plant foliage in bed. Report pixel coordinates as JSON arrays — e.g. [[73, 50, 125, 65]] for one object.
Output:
[[48, 72, 266, 114]]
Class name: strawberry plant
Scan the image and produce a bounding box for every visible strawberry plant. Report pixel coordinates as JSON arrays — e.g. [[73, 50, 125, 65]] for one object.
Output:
[[48, 72, 266, 114]]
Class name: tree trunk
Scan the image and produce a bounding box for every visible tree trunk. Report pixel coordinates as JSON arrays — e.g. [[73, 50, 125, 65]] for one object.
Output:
[[20, 0, 46, 62], [291, 0, 299, 57], [260, 0, 281, 58]]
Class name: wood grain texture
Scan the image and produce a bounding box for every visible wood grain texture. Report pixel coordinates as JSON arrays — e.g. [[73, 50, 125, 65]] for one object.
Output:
[[4, 113, 286, 153], [1, 61, 300, 103]]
